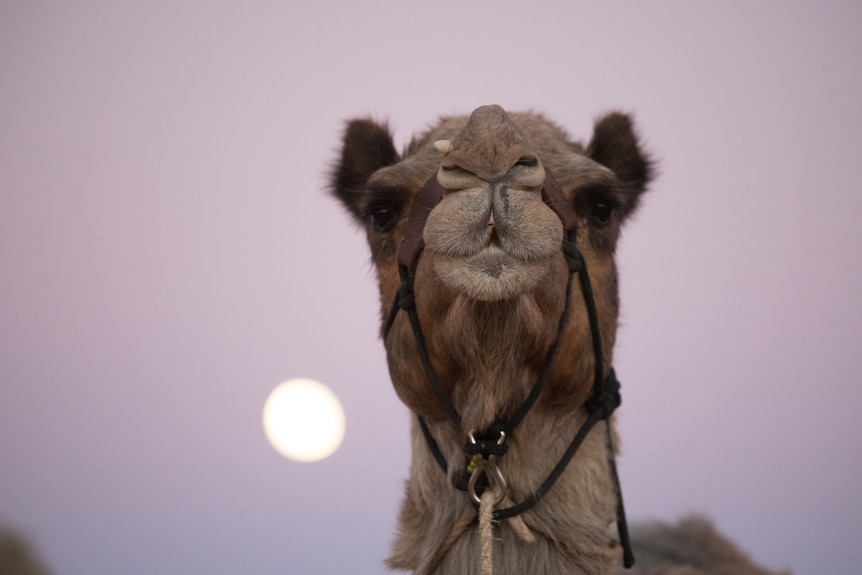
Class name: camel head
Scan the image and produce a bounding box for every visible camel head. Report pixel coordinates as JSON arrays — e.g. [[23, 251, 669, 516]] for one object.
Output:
[[332, 105, 651, 434]]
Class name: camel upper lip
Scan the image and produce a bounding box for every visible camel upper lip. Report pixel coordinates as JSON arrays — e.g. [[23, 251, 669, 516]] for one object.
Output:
[[447, 244, 540, 268]]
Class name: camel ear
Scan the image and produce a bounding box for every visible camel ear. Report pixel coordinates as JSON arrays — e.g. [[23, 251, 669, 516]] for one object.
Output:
[[586, 112, 653, 218], [331, 119, 399, 222]]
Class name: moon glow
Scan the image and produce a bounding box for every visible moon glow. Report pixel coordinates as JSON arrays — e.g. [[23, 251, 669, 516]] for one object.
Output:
[[262, 378, 346, 462]]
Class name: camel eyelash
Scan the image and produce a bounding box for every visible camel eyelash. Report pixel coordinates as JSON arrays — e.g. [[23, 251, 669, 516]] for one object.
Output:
[[575, 185, 622, 211], [362, 186, 407, 232]]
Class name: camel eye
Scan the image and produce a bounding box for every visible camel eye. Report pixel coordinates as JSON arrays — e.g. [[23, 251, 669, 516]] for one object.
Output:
[[370, 205, 397, 232], [364, 184, 406, 233], [589, 202, 614, 227], [514, 156, 538, 168]]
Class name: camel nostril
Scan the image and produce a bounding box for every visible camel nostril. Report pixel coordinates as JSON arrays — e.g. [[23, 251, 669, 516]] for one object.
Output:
[[514, 156, 538, 168], [486, 224, 499, 244]]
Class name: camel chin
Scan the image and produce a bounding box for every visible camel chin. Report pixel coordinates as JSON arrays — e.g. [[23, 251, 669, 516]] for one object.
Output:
[[431, 247, 551, 302]]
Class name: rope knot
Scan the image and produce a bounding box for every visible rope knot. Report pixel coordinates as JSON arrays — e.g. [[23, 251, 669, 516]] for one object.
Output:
[[395, 281, 415, 310], [587, 369, 622, 419]]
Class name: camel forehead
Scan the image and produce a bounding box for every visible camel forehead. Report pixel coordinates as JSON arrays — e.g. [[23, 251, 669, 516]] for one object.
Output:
[[369, 108, 612, 189], [418, 109, 575, 156]]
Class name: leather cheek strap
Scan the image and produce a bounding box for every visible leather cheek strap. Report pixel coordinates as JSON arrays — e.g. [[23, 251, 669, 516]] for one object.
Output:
[[540, 171, 579, 233], [397, 176, 444, 271]]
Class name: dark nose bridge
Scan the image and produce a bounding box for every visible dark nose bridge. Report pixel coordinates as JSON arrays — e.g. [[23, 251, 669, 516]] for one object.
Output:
[[443, 105, 536, 182]]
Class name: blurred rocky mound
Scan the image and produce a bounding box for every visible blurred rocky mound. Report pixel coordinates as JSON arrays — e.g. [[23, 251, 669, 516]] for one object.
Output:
[[0, 527, 51, 575]]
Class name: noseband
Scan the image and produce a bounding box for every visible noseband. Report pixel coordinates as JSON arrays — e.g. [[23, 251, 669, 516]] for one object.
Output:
[[384, 171, 634, 568]]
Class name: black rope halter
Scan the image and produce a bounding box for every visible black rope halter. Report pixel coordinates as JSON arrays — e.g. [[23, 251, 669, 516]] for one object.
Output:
[[383, 172, 635, 569]]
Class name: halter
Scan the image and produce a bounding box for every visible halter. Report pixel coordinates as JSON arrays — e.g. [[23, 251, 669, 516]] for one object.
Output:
[[384, 171, 635, 569]]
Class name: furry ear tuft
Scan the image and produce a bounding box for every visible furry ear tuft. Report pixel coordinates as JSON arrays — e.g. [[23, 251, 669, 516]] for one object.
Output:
[[587, 113, 653, 217], [330, 119, 399, 221]]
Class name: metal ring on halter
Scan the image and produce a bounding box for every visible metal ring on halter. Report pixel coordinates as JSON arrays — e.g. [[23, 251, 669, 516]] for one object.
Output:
[[468, 455, 508, 506]]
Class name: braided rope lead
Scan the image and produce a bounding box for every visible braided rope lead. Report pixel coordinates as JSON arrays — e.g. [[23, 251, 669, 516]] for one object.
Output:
[[479, 490, 495, 575]]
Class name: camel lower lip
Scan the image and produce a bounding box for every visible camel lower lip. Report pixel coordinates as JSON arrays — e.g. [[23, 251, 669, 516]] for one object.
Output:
[[467, 250, 508, 278], [432, 248, 548, 301]]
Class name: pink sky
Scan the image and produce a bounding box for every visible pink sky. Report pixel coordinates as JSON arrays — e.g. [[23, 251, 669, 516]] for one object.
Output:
[[2, 2, 861, 574]]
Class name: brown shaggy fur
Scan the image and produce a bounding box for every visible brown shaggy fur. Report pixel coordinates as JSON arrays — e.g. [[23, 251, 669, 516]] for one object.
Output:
[[331, 106, 781, 574], [615, 516, 789, 575]]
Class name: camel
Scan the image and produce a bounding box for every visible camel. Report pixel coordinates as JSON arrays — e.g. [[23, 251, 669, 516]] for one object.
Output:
[[330, 105, 786, 575]]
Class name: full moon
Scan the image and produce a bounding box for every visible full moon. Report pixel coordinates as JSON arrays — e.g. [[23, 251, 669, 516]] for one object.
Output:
[[262, 378, 346, 462]]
